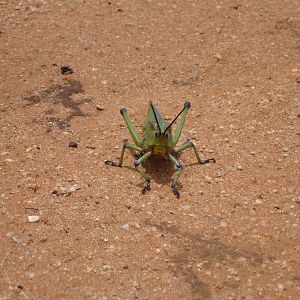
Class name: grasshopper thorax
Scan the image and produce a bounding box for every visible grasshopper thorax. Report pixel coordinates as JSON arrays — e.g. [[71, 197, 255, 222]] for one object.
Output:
[[153, 131, 171, 156]]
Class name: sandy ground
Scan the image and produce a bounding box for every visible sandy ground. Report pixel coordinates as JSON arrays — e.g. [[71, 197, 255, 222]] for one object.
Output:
[[0, 0, 299, 299]]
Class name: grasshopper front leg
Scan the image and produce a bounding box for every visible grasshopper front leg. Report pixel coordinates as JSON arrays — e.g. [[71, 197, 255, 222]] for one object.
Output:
[[134, 151, 152, 194], [174, 140, 216, 164], [105, 140, 142, 167]]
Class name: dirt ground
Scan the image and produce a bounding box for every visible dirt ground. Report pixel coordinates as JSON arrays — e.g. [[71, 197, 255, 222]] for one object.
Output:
[[0, 0, 299, 299]]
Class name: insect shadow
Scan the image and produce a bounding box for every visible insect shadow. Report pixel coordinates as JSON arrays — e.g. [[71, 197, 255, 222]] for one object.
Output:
[[142, 155, 178, 186], [120, 150, 181, 187], [118, 149, 205, 190]]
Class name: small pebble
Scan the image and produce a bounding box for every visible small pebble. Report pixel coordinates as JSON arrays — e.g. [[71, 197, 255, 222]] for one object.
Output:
[[52, 184, 80, 196], [278, 283, 284, 291], [236, 163, 242, 170], [181, 204, 191, 211], [69, 141, 78, 148], [61, 66, 73, 75], [197, 263, 203, 269], [102, 264, 112, 270], [215, 53, 222, 60], [133, 223, 141, 229], [205, 176, 212, 183], [220, 221, 228, 228], [122, 224, 129, 230], [96, 105, 104, 111], [28, 215, 40, 223], [68, 184, 80, 192], [293, 197, 300, 204], [228, 268, 238, 275], [261, 220, 267, 226], [6, 232, 22, 244]]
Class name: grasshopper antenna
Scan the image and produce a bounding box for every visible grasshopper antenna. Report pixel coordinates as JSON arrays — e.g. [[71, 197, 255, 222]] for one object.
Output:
[[163, 102, 190, 135], [150, 102, 162, 135]]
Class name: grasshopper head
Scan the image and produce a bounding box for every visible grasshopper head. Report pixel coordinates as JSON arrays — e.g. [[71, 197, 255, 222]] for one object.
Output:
[[154, 131, 170, 140]]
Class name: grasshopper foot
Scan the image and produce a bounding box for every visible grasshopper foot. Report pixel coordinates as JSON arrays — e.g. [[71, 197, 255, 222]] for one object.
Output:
[[172, 186, 180, 199], [104, 160, 121, 167], [200, 158, 216, 164], [142, 180, 151, 194]]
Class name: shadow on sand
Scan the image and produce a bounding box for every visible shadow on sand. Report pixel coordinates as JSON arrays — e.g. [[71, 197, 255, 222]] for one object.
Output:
[[109, 150, 207, 192]]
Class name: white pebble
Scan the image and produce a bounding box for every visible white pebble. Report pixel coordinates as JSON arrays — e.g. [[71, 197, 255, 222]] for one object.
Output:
[[220, 221, 228, 228], [27, 215, 40, 223], [236, 163, 242, 170], [122, 224, 129, 230], [278, 283, 284, 291], [181, 204, 191, 211]]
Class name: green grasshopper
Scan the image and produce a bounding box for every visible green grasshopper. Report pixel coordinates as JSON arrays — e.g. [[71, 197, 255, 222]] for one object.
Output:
[[105, 101, 216, 198]]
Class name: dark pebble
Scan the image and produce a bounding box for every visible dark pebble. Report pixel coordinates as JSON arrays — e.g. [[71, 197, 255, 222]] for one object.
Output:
[[61, 66, 74, 75], [69, 141, 78, 148]]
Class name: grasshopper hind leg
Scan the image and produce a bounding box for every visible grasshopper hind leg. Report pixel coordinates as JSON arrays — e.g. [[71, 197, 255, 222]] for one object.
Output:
[[142, 179, 151, 194], [168, 154, 183, 199], [172, 186, 180, 199]]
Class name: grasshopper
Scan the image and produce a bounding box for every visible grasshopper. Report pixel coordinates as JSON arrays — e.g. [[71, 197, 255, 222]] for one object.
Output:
[[105, 101, 216, 198]]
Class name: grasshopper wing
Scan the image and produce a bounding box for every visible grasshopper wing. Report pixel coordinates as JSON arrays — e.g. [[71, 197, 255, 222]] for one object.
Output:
[[143, 102, 168, 132], [142, 102, 168, 148]]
